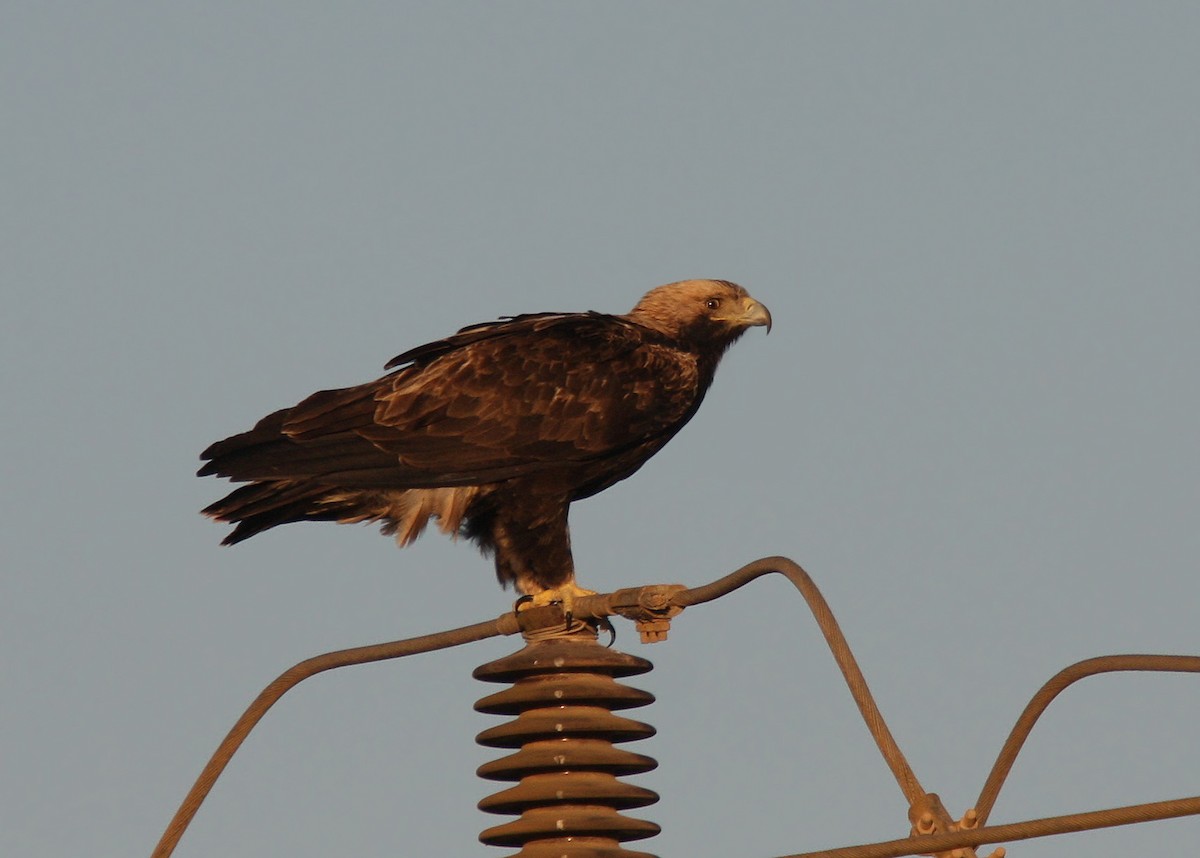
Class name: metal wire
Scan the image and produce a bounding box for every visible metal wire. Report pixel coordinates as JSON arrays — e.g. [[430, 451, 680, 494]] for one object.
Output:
[[150, 615, 520, 858], [668, 556, 927, 806], [974, 653, 1200, 825], [775, 794, 1200, 858], [151, 557, 1200, 857]]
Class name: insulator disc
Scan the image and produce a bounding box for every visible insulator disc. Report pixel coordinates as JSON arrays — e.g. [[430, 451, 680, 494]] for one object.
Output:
[[476, 738, 658, 781], [474, 640, 653, 684], [476, 706, 656, 748], [479, 806, 661, 846], [478, 771, 660, 814], [476, 674, 655, 714]]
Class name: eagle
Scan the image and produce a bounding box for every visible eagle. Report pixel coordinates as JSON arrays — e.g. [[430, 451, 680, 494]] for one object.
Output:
[[199, 279, 771, 608]]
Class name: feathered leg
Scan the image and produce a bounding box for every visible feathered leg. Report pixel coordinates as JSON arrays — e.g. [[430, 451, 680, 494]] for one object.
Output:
[[482, 491, 596, 614]]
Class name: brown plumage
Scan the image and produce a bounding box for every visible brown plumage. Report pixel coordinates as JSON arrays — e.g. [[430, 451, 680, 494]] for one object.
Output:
[[199, 279, 771, 597]]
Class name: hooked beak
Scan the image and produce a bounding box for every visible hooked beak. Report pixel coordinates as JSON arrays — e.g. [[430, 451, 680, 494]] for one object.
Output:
[[740, 298, 772, 334]]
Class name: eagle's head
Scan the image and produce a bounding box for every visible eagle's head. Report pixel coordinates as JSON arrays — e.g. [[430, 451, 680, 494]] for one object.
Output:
[[627, 279, 772, 347]]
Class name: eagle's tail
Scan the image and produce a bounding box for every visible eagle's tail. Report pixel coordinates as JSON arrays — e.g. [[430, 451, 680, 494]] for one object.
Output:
[[203, 481, 479, 547], [201, 481, 370, 545], [199, 383, 479, 545], [198, 397, 390, 544]]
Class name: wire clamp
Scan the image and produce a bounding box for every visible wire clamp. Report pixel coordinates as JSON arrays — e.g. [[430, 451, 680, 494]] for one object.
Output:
[[605, 584, 686, 643]]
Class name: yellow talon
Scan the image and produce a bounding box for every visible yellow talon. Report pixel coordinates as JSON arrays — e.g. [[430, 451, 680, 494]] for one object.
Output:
[[518, 581, 598, 619]]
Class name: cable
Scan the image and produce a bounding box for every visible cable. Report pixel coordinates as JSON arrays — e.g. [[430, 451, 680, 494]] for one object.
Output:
[[974, 653, 1200, 825], [670, 557, 926, 806], [150, 615, 519, 858], [151, 558, 1200, 857]]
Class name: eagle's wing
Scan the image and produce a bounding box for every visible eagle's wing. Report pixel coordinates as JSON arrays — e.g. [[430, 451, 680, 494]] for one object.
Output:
[[200, 314, 700, 489]]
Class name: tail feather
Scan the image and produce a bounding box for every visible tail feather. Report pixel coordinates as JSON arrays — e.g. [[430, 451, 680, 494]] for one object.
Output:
[[203, 478, 482, 547], [200, 379, 482, 545], [202, 481, 377, 545], [199, 436, 399, 482], [197, 408, 291, 476]]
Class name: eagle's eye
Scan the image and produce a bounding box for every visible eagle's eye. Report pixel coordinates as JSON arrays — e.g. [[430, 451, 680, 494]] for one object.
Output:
[[705, 297, 721, 311]]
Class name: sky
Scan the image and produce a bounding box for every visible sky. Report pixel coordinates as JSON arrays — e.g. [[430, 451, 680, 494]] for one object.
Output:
[[3, 4, 1199, 857]]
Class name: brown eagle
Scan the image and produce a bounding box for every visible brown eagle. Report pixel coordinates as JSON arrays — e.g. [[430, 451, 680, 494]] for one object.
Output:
[[199, 279, 771, 606]]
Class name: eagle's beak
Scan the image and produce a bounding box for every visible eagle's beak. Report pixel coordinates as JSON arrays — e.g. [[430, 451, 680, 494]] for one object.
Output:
[[740, 298, 772, 334]]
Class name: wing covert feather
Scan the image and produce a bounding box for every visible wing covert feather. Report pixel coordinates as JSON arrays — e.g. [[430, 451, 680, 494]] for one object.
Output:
[[283, 314, 701, 483]]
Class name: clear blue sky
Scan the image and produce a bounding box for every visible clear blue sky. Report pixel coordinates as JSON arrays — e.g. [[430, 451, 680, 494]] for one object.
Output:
[[4, 4, 1199, 857]]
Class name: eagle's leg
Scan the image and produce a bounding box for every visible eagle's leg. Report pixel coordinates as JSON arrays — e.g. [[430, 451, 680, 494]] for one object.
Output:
[[490, 500, 595, 617]]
